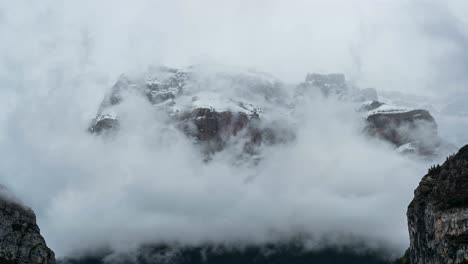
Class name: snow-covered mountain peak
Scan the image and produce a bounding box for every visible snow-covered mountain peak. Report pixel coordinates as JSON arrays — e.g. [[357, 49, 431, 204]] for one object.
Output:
[[90, 66, 455, 160]]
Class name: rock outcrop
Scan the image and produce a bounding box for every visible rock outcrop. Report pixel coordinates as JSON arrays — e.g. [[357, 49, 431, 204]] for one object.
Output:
[[0, 189, 55, 264], [365, 104, 440, 156], [407, 145, 468, 264], [298, 73, 450, 157]]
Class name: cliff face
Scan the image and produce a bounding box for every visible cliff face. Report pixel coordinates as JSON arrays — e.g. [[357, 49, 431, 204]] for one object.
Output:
[[366, 108, 440, 156], [0, 190, 55, 264], [407, 145, 468, 264]]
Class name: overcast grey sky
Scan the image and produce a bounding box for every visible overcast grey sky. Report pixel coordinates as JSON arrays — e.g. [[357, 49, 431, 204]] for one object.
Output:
[[2, 1, 468, 93]]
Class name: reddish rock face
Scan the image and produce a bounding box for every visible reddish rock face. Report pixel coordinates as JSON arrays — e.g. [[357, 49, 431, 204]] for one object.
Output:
[[181, 108, 254, 142], [177, 108, 260, 154]]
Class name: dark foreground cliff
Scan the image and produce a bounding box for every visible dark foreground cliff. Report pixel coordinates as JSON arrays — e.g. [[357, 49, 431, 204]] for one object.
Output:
[[0, 190, 55, 264], [407, 145, 468, 264]]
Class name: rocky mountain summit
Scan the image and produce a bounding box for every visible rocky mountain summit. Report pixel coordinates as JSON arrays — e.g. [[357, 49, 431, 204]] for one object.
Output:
[[89, 66, 450, 159], [407, 145, 468, 264], [89, 66, 294, 158], [0, 187, 55, 264]]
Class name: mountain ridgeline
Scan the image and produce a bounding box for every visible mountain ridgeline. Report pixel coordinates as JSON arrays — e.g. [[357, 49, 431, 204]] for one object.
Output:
[[90, 67, 452, 159]]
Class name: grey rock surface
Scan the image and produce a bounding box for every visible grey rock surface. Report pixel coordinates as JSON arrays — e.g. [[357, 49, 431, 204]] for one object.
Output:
[[407, 145, 468, 264], [0, 189, 55, 264], [366, 108, 439, 155]]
